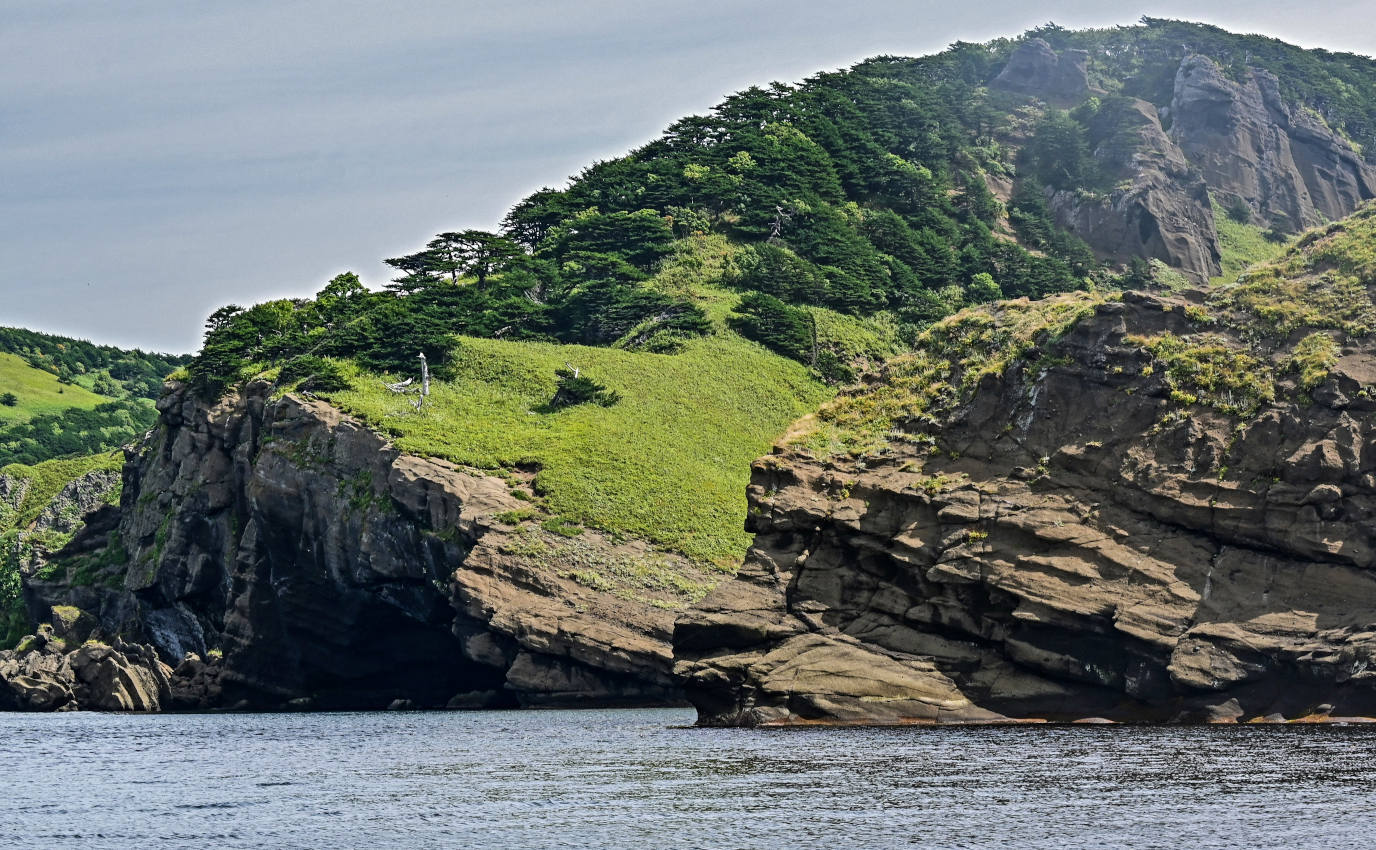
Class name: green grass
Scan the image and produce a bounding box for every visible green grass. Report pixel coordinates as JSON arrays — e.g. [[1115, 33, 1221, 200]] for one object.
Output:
[[1123, 332, 1276, 415], [0, 353, 110, 424], [797, 292, 1106, 457], [0, 452, 123, 531], [326, 333, 828, 566], [1211, 204, 1376, 338], [0, 451, 124, 649], [1209, 200, 1289, 286]]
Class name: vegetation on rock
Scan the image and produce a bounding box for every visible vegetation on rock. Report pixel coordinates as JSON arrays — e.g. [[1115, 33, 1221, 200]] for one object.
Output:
[[0, 453, 122, 647]]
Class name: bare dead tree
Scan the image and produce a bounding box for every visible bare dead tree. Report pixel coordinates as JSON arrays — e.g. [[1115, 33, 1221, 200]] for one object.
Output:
[[768, 205, 793, 243], [381, 352, 432, 413]]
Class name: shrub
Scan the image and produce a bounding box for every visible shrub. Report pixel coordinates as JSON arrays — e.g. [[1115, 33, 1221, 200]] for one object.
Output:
[[278, 356, 351, 393], [728, 292, 815, 362], [1225, 197, 1253, 224], [549, 369, 621, 409]]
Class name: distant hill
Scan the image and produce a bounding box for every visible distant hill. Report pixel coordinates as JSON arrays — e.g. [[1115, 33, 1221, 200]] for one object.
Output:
[[0, 327, 191, 467], [170, 18, 1376, 567]]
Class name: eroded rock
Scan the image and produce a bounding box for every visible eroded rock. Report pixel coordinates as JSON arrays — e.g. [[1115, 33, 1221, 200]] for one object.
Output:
[[676, 290, 1376, 725]]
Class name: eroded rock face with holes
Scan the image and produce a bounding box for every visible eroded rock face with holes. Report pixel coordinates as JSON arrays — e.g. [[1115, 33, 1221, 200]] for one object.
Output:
[[676, 288, 1376, 725]]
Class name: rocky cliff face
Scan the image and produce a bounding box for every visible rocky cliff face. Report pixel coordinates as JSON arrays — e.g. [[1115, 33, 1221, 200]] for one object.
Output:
[[1049, 97, 1222, 283], [992, 42, 1376, 285], [993, 38, 1090, 101], [676, 213, 1376, 725], [10, 382, 715, 710], [1170, 55, 1376, 231]]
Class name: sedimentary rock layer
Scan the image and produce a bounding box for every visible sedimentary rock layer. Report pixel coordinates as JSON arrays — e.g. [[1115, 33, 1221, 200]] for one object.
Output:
[[12, 382, 709, 710], [676, 289, 1376, 725]]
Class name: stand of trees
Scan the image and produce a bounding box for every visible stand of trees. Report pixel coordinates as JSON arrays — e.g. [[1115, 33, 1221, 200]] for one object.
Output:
[[188, 21, 1376, 391]]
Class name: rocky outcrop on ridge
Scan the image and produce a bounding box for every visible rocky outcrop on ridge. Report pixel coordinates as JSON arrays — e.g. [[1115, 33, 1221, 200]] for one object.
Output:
[[1170, 55, 1376, 231], [992, 41, 1376, 285], [992, 38, 1090, 101], [6, 381, 715, 711], [1049, 98, 1222, 284], [675, 214, 1376, 725]]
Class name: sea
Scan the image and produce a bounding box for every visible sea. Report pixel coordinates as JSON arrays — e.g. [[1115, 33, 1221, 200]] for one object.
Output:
[[2, 707, 1371, 849]]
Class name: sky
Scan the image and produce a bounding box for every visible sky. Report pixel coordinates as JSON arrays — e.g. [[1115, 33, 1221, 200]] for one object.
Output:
[[4, 0, 1376, 352]]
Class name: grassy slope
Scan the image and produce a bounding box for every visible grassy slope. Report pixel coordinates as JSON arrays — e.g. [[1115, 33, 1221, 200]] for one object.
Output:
[[1210, 202, 1289, 286], [0, 452, 124, 648], [0, 353, 109, 424], [0, 452, 124, 531], [327, 333, 828, 567], [799, 203, 1376, 461]]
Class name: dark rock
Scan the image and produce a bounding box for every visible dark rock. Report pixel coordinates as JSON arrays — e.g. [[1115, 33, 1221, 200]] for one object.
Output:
[[992, 39, 1089, 100], [28, 381, 722, 711]]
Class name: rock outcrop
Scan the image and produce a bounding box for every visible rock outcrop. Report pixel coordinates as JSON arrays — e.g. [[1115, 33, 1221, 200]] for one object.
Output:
[[0, 627, 170, 712], [1049, 98, 1222, 283], [1170, 55, 1376, 231], [992, 38, 1090, 101], [9, 381, 718, 710], [991, 40, 1376, 283], [676, 224, 1376, 724]]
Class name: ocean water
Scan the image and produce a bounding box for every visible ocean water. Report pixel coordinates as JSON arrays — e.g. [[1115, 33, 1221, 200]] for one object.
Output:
[[1, 708, 1372, 849]]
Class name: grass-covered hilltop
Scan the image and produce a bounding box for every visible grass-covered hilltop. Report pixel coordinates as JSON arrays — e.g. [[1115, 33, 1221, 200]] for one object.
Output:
[[7, 18, 1376, 713], [0, 327, 190, 468]]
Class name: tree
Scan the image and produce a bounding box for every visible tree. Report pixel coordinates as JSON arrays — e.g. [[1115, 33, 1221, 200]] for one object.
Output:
[[968, 272, 1003, 302], [728, 292, 816, 362], [549, 366, 620, 409], [1025, 111, 1094, 190], [429, 230, 526, 289], [0, 392, 16, 407]]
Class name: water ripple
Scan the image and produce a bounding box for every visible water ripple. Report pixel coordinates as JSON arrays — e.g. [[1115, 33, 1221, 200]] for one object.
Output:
[[0, 709, 1372, 848]]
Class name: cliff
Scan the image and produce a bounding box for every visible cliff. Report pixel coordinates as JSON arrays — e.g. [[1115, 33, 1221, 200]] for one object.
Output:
[[1170, 55, 1376, 232], [4, 382, 721, 711], [675, 207, 1376, 725], [993, 40, 1376, 285]]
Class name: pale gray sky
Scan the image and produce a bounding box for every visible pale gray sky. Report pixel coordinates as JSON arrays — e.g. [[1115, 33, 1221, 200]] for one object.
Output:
[[4, 0, 1375, 351]]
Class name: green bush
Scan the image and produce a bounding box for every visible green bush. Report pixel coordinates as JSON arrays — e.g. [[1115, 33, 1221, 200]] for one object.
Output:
[[549, 369, 621, 409]]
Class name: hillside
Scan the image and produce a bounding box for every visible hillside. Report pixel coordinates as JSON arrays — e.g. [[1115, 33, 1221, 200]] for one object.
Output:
[[5, 19, 1376, 713], [0, 453, 122, 647], [0, 353, 108, 424], [0, 328, 190, 467], [678, 203, 1376, 725]]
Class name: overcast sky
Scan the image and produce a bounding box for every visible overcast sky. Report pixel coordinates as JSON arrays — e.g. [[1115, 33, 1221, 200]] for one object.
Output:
[[5, 0, 1375, 352]]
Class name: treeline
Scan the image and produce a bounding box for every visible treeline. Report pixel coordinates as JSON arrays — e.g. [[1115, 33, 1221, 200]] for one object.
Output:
[[0, 400, 154, 467], [191, 39, 1110, 392], [0, 327, 190, 400], [189, 21, 1376, 391]]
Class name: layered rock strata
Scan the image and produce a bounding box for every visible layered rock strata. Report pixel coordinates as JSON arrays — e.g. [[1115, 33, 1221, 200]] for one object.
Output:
[[9, 382, 711, 710], [676, 288, 1376, 725]]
